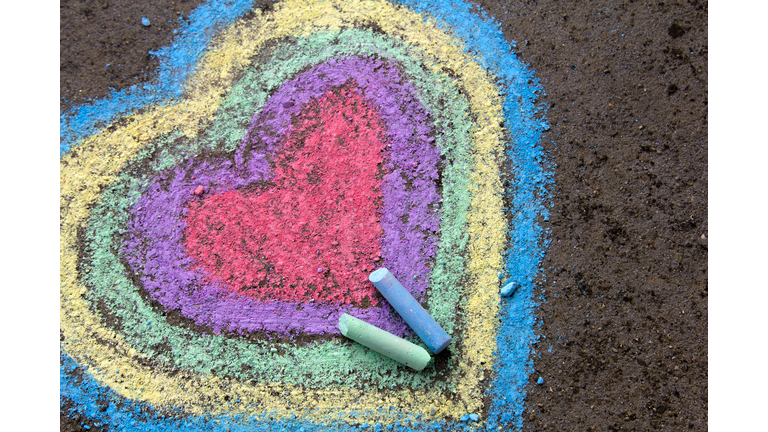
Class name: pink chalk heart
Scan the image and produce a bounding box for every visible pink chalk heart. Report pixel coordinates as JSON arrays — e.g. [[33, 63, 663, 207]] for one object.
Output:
[[184, 86, 386, 306]]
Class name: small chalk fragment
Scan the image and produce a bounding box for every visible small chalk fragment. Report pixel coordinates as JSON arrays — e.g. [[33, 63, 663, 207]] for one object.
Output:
[[501, 281, 519, 297], [338, 313, 431, 371], [469, 414, 479, 422], [141, 17, 150, 26], [192, 185, 205, 195], [537, 376, 544, 385], [460, 414, 469, 422], [283, 101, 294, 108], [369, 268, 451, 354]]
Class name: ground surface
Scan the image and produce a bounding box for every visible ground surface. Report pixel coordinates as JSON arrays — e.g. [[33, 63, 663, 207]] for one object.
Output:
[[61, 0, 707, 430]]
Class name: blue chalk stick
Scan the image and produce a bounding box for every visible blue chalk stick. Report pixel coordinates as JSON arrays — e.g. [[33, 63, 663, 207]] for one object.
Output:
[[501, 281, 519, 297], [369, 268, 451, 354], [469, 413, 479, 421]]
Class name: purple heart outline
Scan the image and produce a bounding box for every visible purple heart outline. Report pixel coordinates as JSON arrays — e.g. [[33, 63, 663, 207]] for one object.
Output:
[[123, 56, 442, 337]]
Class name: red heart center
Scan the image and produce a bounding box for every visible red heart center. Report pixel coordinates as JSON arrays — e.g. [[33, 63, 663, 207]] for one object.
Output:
[[184, 85, 385, 305]]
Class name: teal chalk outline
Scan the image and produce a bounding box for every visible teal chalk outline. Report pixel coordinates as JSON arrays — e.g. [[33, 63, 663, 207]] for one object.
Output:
[[61, 0, 552, 430]]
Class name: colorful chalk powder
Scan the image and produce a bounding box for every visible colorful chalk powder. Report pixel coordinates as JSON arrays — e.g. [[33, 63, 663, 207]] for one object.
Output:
[[60, 0, 552, 431]]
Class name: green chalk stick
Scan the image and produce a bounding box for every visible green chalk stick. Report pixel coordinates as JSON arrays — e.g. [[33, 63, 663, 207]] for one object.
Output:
[[338, 313, 431, 371]]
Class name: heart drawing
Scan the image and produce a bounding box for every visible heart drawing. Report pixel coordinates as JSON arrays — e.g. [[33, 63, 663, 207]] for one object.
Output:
[[60, 1, 550, 428], [119, 55, 443, 337], [184, 85, 386, 306]]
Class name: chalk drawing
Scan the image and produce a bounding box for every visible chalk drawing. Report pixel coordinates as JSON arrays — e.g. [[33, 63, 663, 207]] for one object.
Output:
[[60, 0, 551, 430]]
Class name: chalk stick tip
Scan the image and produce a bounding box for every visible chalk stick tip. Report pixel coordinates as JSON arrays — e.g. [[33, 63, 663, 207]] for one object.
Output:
[[338, 313, 351, 336], [431, 336, 451, 354], [369, 267, 390, 283]]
